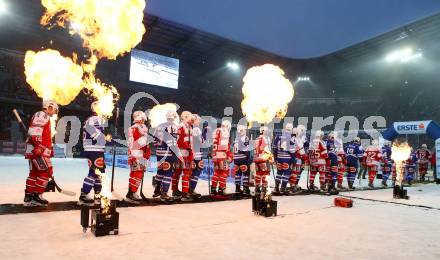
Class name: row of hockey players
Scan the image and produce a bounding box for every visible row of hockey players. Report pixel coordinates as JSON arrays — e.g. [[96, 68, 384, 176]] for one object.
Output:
[[21, 100, 433, 206], [22, 99, 234, 206], [271, 125, 434, 195]]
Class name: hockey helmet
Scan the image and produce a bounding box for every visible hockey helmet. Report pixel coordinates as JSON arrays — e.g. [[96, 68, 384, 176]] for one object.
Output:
[[192, 114, 201, 126], [314, 130, 324, 139], [421, 144, 427, 149], [91, 101, 99, 113], [260, 126, 269, 135], [371, 139, 379, 146], [221, 120, 231, 131], [133, 111, 147, 123], [284, 123, 293, 133], [42, 99, 59, 114], [354, 137, 361, 143], [181, 111, 193, 123], [297, 125, 306, 136], [292, 127, 299, 137], [328, 131, 338, 140], [237, 124, 247, 136], [166, 110, 177, 121]]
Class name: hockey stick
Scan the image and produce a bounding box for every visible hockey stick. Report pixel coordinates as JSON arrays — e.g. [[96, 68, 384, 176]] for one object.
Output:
[[12, 109, 76, 197], [110, 107, 120, 192], [139, 172, 148, 201]]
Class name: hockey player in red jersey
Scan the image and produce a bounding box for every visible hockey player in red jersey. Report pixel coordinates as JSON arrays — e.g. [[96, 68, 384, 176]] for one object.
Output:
[[289, 125, 307, 192], [308, 130, 328, 191], [24, 100, 58, 207], [416, 144, 431, 181], [337, 148, 347, 190], [254, 126, 273, 194], [363, 140, 383, 188], [190, 114, 205, 199], [125, 111, 151, 204], [211, 120, 232, 197], [173, 111, 194, 201]]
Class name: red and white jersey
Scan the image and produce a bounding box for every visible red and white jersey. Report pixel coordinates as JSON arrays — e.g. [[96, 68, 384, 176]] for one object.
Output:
[[308, 138, 328, 166], [337, 149, 346, 164], [25, 111, 53, 157], [128, 123, 150, 160], [177, 122, 193, 158], [363, 146, 382, 166], [416, 149, 431, 164], [212, 128, 231, 161], [254, 135, 272, 163]]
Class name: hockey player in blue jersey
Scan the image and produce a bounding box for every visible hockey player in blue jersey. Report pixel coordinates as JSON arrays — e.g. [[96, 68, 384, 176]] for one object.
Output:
[[381, 141, 392, 187], [153, 110, 181, 202], [326, 131, 339, 194], [233, 124, 251, 196], [345, 137, 364, 190], [405, 150, 417, 185], [273, 123, 296, 195], [78, 101, 111, 206]]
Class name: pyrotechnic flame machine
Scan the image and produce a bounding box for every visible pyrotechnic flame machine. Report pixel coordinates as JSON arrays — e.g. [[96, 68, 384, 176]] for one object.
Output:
[[80, 200, 119, 236], [11, 109, 76, 197], [391, 141, 411, 199]]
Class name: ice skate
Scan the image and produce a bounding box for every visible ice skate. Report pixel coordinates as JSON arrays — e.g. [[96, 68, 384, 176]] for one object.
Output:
[[210, 186, 217, 196], [273, 181, 281, 195], [337, 183, 346, 191], [181, 192, 194, 202], [125, 191, 141, 204], [235, 184, 243, 194], [94, 193, 101, 205], [216, 187, 228, 199], [308, 183, 318, 191], [243, 186, 251, 197], [23, 192, 36, 207], [160, 192, 174, 203], [78, 192, 94, 206], [31, 193, 48, 207], [172, 190, 182, 200], [254, 185, 261, 195], [190, 190, 202, 199], [152, 185, 161, 198]]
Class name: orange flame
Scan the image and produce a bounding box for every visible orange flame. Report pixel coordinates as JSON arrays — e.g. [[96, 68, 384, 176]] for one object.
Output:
[[41, 0, 146, 60], [391, 141, 412, 185], [24, 0, 146, 115], [24, 49, 84, 106], [241, 64, 294, 124]]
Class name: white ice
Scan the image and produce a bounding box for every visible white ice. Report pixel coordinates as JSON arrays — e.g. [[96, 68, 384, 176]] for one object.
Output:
[[0, 156, 439, 260]]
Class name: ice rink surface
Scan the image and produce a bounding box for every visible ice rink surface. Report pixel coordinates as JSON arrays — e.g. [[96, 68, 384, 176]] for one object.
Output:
[[1, 156, 440, 260]]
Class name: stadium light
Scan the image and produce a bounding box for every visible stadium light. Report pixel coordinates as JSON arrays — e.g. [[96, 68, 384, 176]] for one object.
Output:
[[227, 62, 240, 71], [385, 47, 422, 63], [297, 76, 310, 82], [0, 0, 7, 14]]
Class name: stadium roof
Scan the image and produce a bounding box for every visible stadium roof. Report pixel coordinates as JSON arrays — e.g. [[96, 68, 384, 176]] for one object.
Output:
[[147, 0, 440, 58]]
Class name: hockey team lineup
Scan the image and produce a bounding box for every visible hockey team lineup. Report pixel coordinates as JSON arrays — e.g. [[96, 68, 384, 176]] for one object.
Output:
[[1, 0, 440, 258]]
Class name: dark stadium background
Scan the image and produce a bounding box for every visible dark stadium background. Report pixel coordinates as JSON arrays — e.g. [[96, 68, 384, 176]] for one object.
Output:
[[1, 0, 439, 154]]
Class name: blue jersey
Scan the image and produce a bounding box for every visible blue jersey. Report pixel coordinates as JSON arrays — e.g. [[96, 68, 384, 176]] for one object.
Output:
[[83, 115, 107, 152], [272, 131, 295, 161], [234, 135, 251, 163], [326, 139, 338, 156], [154, 122, 179, 159], [405, 153, 417, 167], [381, 146, 392, 164], [345, 142, 363, 160]]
